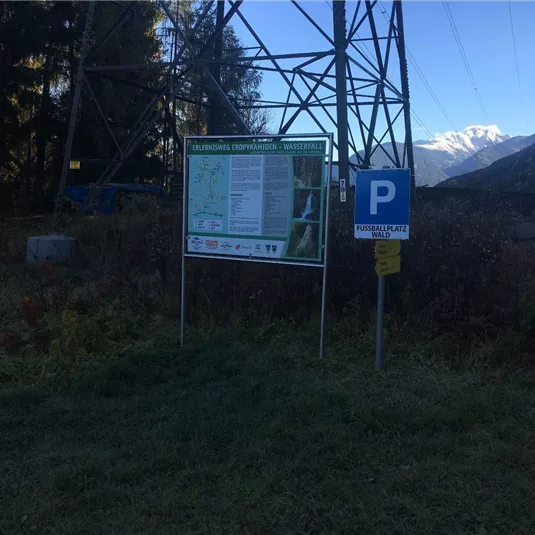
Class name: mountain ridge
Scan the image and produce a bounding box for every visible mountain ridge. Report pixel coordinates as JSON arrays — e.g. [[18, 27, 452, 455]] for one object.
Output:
[[438, 141, 535, 192], [444, 134, 535, 177]]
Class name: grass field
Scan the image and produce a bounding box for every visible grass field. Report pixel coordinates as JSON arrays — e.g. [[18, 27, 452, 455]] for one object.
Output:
[[1, 325, 534, 535]]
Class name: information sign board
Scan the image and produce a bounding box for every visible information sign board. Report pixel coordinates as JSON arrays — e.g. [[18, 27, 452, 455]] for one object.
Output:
[[185, 140, 327, 263]]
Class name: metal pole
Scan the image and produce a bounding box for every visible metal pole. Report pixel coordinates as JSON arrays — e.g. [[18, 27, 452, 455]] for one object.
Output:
[[51, 0, 95, 233], [320, 133, 334, 358], [394, 0, 415, 198], [208, 0, 225, 135], [172, 1, 179, 180], [180, 137, 188, 347], [375, 274, 385, 370], [162, 0, 250, 135], [333, 0, 349, 185]]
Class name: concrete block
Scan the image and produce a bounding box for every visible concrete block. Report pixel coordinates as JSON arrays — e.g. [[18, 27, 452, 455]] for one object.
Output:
[[26, 234, 76, 267]]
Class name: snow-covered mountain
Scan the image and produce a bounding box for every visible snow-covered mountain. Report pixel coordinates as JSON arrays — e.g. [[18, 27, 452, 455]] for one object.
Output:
[[416, 125, 510, 168], [349, 125, 516, 187]]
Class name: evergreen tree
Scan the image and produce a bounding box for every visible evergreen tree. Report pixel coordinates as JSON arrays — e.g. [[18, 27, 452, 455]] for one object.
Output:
[[0, 0, 270, 214]]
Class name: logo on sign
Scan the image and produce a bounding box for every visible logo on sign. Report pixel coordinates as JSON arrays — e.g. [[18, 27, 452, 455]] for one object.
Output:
[[265, 244, 271, 253], [206, 240, 218, 250], [235, 244, 240, 250], [272, 245, 277, 253], [221, 242, 232, 251], [255, 244, 261, 252], [191, 237, 203, 250]]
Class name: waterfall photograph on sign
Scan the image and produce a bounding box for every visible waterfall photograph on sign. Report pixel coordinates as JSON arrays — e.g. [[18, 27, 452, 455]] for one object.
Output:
[[294, 189, 319, 221]]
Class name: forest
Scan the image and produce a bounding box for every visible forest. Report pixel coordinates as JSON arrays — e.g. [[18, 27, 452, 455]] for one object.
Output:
[[0, 0, 268, 216]]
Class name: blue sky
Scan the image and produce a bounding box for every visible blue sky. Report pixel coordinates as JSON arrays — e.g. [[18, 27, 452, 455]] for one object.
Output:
[[230, 1, 534, 141]]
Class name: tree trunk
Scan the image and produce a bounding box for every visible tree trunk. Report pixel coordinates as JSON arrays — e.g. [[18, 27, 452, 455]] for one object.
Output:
[[69, 13, 75, 98], [35, 49, 52, 202]]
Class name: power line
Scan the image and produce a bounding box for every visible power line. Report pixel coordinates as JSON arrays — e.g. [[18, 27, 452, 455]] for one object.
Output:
[[328, 0, 436, 143], [411, 109, 434, 140], [377, 2, 457, 133], [508, 1, 525, 124], [442, 1, 490, 122], [375, 2, 436, 141], [508, 1, 522, 93], [350, 5, 436, 142], [405, 49, 458, 132]]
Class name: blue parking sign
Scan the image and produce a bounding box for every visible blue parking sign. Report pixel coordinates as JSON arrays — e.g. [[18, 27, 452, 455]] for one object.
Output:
[[354, 168, 410, 240]]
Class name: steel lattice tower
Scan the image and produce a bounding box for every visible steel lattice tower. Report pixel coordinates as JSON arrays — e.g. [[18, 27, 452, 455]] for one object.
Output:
[[53, 0, 414, 229]]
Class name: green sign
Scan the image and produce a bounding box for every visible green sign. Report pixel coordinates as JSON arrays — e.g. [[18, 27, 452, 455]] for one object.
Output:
[[189, 140, 326, 156], [185, 139, 327, 263]]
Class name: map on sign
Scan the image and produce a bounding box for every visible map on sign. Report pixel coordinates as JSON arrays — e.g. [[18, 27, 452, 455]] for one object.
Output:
[[190, 156, 229, 219], [185, 140, 328, 263]]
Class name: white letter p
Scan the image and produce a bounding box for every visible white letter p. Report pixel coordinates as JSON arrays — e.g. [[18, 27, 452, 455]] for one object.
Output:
[[370, 180, 396, 215]]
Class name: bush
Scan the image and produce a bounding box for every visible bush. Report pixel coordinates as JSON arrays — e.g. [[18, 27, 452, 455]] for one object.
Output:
[[176, 192, 533, 365], [1, 190, 534, 371]]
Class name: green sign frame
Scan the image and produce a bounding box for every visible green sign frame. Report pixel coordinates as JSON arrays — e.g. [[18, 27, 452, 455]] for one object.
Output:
[[184, 137, 331, 265]]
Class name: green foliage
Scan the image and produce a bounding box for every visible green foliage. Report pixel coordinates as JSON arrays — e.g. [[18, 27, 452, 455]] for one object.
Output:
[[0, 1, 82, 210], [0, 215, 181, 387], [2, 190, 535, 374], [177, 192, 526, 336], [174, 1, 270, 137], [72, 2, 165, 187], [0, 1, 268, 215], [0, 294, 171, 388], [41, 300, 137, 358]]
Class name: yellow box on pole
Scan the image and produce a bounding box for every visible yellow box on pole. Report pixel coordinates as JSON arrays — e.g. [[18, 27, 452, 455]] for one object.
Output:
[[375, 239, 400, 259], [375, 255, 401, 276], [69, 160, 80, 170]]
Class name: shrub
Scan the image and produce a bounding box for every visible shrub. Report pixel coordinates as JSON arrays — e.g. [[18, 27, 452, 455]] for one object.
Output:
[[2, 190, 534, 370]]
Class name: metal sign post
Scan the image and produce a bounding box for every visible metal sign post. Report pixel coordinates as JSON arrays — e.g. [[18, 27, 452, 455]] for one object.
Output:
[[354, 168, 410, 370], [375, 274, 386, 370], [181, 133, 334, 358]]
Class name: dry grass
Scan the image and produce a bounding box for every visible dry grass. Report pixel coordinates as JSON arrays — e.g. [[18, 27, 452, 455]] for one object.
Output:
[[1, 326, 534, 534]]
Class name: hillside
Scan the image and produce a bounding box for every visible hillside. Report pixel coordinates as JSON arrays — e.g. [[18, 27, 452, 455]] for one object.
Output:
[[350, 143, 449, 186], [439, 142, 535, 192], [444, 134, 535, 177]]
